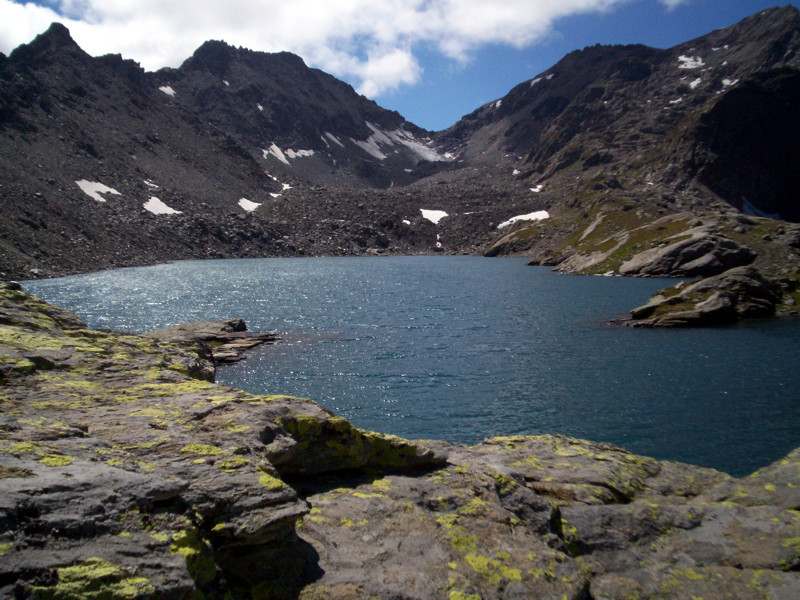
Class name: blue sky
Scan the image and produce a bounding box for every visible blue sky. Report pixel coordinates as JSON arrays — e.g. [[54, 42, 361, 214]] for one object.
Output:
[[387, 1, 800, 130], [1, 0, 798, 130]]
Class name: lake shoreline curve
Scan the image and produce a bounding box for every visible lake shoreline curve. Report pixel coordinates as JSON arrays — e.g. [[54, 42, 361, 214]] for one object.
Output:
[[2, 280, 799, 599]]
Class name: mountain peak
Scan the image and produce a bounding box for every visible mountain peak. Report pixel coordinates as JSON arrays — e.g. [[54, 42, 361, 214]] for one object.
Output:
[[9, 22, 85, 65], [181, 41, 308, 78], [181, 39, 235, 76]]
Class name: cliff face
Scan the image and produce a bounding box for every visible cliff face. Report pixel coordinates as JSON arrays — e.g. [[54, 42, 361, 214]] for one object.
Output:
[[2, 282, 800, 599]]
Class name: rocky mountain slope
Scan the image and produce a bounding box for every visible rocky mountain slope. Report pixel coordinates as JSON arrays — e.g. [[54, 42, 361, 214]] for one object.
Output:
[[1, 6, 800, 306], [3, 282, 800, 599], [441, 6, 800, 221], [0, 23, 468, 279], [155, 40, 454, 190]]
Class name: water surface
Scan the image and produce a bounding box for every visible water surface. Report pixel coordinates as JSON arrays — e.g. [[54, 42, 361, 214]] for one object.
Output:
[[24, 256, 800, 476]]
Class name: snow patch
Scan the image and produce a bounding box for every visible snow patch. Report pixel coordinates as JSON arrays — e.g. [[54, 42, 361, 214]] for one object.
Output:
[[238, 198, 261, 212], [546, 73, 555, 80], [722, 78, 739, 87], [143, 196, 180, 215], [530, 77, 542, 87], [257, 104, 264, 111], [285, 149, 314, 159], [143, 179, 159, 189], [404, 169, 413, 173], [282, 183, 293, 191], [324, 132, 345, 148], [352, 137, 387, 160], [264, 143, 290, 166], [678, 55, 705, 69], [420, 209, 448, 225], [75, 180, 121, 203], [530, 185, 544, 193], [513, 169, 521, 176], [158, 85, 176, 97], [223, 80, 230, 87], [669, 97, 683, 105], [402, 219, 411, 225], [270, 193, 282, 199], [497, 211, 550, 230], [352, 122, 452, 163], [689, 78, 702, 89], [494, 100, 502, 109]]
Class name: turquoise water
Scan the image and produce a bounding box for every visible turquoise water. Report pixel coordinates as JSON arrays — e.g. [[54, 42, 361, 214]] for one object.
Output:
[[23, 256, 800, 476]]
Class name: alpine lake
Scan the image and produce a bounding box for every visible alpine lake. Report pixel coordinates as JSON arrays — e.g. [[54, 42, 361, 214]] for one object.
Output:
[[23, 256, 800, 477]]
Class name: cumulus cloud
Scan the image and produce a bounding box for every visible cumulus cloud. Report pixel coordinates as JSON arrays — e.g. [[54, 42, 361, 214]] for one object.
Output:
[[0, 0, 678, 97]]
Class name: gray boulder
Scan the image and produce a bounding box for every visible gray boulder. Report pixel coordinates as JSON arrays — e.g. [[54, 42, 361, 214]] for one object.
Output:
[[626, 265, 782, 327], [620, 234, 757, 277]]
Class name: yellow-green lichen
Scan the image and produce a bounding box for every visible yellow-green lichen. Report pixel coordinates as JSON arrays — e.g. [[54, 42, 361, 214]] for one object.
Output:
[[7, 442, 39, 454], [464, 553, 522, 586], [180, 444, 225, 455], [458, 497, 489, 516], [170, 529, 217, 586], [256, 467, 285, 490], [128, 408, 166, 418], [218, 457, 251, 472], [29, 557, 154, 599], [436, 514, 479, 553], [449, 591, 480, 600], [39, 454, 74, 467], [0, 541, 13, 555], [371, 477, 392, 491], [491, 472, 518, 495]]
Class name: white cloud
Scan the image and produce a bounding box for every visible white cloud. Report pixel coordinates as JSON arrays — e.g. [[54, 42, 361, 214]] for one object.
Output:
[[660, 0, 690, 9], [0, 0, 676, 97]]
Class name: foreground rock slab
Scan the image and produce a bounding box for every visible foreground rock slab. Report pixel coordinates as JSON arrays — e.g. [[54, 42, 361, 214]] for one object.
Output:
[[1, 281, 799, 599]]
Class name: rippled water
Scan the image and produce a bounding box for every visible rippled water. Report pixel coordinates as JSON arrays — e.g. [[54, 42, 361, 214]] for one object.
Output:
[[24, 256, 800, 476]]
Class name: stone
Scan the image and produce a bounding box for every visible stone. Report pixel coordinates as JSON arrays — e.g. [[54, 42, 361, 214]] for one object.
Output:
[[147, 318, 278, 364], [625, 266, 782, 327], [619, 233, 757, 277]]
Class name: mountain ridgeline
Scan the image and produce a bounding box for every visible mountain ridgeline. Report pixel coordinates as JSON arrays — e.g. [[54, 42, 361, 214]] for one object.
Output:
[[1, 6, 800, 287]]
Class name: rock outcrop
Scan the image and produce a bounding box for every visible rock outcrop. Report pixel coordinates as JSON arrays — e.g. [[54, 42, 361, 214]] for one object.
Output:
[[618, 231, 756, 277], [147, 318, 277, 364], [624, 265, 782, 327], [2, 281, 800, 599]]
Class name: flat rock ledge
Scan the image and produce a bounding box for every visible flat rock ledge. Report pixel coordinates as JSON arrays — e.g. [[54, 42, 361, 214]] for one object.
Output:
[[147, 318, 278, 364], [2, 280, 800, 599]]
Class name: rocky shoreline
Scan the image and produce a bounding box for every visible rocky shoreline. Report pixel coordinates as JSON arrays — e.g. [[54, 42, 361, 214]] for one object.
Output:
[[1, 281, 800, 599]]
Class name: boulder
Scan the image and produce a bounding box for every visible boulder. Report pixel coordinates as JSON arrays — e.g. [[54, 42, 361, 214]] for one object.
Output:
[[625, 265, 782, 327], [619, 233, 757, 277]]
